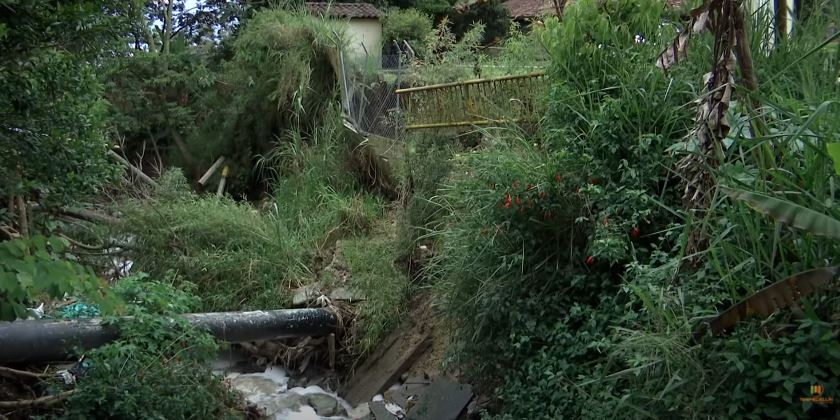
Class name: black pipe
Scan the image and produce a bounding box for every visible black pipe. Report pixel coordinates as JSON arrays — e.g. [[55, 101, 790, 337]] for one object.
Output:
[[0, 309, 337, 363]]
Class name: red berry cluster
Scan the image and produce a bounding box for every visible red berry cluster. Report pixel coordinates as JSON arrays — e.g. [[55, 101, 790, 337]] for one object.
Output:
[[496, 174, 567, 220]]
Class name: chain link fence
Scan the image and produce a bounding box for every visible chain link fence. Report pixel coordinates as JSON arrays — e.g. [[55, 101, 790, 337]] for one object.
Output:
[[337, 47, 550, 139], [339, 51, 408, 141]]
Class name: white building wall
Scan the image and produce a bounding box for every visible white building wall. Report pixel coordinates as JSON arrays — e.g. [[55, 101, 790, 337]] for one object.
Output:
[[346, 18, 382, 60], [745, 0, 796, 48]]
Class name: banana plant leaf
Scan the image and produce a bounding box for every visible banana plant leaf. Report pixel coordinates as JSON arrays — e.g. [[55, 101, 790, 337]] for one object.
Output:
[[723, 188, 840, 240], [693, 266, 838, 341]]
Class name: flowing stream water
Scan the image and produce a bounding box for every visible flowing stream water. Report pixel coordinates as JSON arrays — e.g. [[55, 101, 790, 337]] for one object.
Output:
[[215, 354, 373, 420]]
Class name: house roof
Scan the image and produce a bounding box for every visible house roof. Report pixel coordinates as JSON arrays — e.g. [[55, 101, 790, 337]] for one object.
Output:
[[504, 0, 555, 19], [305, 2, 382, 19], [503, 0, 689, 19]]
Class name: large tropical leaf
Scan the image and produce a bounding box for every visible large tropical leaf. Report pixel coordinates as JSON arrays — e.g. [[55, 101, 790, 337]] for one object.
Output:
[[826, 142, 840, 177], [723, 188, 840, 239], [693, 266, 839, 341]]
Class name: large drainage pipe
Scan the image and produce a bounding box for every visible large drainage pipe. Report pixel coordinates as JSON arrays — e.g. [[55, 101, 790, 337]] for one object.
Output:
[[0, 308, 337, 363]]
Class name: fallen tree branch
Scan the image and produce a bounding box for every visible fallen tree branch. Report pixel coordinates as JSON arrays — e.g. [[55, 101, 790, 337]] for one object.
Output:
[[108, 150, 159, 188], [29, 203, 121, 225], [59, 234, 105, 251], [0, 390, 75, 408], [0, 225, 17, 241], [0, 366, 48, 381], [58, 208, 120, 225]]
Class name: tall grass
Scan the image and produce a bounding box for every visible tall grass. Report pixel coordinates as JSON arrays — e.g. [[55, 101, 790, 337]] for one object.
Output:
[[395, 132, 454, 261], [188, 8, 346, 197], [117, 114, 386, 311], [599, 2, 840, 418], [343, 224, 411, 358]]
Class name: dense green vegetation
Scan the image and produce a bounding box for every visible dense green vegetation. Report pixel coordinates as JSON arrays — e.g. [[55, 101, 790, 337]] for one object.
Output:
[[2, 0, 840, 418], [59, 275, 243, 419], [1, 1, 404, 416], [422, 0, 840, 418]]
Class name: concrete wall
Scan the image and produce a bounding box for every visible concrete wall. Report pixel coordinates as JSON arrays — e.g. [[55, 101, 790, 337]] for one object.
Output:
[[745, 0, 796, 49], [346, 18, 382, 60]]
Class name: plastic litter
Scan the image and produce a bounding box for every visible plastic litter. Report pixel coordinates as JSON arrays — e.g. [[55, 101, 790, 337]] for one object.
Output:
[[26, 303, 45, 319], [57, 303, 100, 319], [57, 369, 75, 385], [385, 401, 405, 418], [57, 355, 92, 385]]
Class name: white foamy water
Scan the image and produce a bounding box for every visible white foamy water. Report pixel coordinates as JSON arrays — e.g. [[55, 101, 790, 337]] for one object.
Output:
[[224, 366, 369, 419]]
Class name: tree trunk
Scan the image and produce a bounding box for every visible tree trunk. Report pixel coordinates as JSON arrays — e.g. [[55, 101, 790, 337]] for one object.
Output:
[[733, 4, 776, 170], [170, 130, 197, 177], [135, 2, 158, 54], [775, 0, 788, 41], [163, 0, 173, 55], [16, 196, 28, 238]]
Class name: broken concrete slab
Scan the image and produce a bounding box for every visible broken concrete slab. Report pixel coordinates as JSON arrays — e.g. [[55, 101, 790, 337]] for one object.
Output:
[[306, 393, 347, 417], [292, 283, 323, 306], [329, 286, 364, 302], [292, 283, 363, 306], [402, 374, 431, 385], [406, 379, 473, 420], [369, 401, 398, 420], [383, 381, 429, 411]]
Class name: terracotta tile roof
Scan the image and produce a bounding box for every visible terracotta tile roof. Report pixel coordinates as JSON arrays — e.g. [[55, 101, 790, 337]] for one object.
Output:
[[505, 0, 574, 19], [305, 2, 381, 19], [504, 0, 556, 19], [504, 0, 689, 19]]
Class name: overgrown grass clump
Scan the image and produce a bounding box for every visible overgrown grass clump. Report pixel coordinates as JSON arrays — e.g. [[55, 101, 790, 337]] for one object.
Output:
[[189, 8, 345, 197], [343, 221, 411, 357], [395, 133, 454, 261], [119, 135, 385, 312]]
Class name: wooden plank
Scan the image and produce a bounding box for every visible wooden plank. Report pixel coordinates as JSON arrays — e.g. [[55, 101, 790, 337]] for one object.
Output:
[[340, 325, 432, 405], [197, 156, 226, 186]]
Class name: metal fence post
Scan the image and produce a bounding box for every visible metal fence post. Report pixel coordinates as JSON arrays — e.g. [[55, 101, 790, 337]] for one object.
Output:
[[338, 49, 351, 117], [395, 49, 403, 139]]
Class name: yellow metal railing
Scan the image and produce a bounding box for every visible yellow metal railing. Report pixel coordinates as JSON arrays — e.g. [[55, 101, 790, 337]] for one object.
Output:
[[395, 72, 547, 130]]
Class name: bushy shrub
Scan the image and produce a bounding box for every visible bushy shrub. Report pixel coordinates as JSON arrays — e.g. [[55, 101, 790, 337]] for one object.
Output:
[[383, 9, 433, 58], [59, 274, 242, 419], [0, 236, 118, 320], [712, 319, 840, 419], [430, 131, 632, 417], [189, 9, 344, 197], [448, 0, 510, 45], [106, 46, 216, 176], [0, 2, 124, 206]]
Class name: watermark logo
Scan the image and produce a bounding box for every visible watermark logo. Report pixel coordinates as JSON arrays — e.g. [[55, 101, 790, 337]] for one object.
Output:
[[800, 384, 834, 405]]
